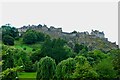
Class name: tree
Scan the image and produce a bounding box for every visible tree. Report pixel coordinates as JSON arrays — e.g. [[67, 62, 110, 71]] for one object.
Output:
[[23, 29, 45, 44], [30, 49, 44, 63], [1, 24, 19, 38], [23, 30, 37, 44], [32, 61, 38, 72], [40, 38, 68, 64], [56, 58, 76, 79], [24, 56, 33, 72], [2, 47, 15, 70], [17, 58, 25, 71], [3, 35, 14, 46], [110, 49, 120, 78], [17, 58, 24, 66], [85, 50, 107, 66], [73, 56, 99, 79], [2, 46, 18, 80], [36, 56, 56, 80], [71, 30, 77, 33], [36, 31, 45, 42], [94, 58, 117, 79], [74, 44, 84, 53], [2, 66, 21, 80]]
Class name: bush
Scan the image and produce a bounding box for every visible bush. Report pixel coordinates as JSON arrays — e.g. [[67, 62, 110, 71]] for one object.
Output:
[[23, 47, 26, 50], [32, 49, 36, 51]]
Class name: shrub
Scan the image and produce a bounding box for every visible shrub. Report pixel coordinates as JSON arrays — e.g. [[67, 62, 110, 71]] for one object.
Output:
[[32, 49, 36, 51], [23, 47, 26, 50]]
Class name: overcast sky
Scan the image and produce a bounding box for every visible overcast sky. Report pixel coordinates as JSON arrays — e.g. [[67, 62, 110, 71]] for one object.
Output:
[[1, 2, 118, 44]]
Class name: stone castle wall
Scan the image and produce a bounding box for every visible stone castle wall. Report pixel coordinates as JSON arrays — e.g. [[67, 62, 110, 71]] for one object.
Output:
[[18, 24, 105, 39]]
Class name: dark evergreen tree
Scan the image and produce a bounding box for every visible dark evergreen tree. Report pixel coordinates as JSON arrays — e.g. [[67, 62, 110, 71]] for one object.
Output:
[[74, 43, 84, 53], [40, 38, 68, 64]]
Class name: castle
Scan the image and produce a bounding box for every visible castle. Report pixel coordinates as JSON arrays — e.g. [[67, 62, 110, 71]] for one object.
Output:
[[18, 24, 105, 39], [18, 24, 118, 51], [91, 30, 104, 39]]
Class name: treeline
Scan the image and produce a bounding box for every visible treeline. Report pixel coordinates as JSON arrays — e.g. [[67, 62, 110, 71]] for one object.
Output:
[[1, 45, 120, 80], [1, 24, 120, 80]]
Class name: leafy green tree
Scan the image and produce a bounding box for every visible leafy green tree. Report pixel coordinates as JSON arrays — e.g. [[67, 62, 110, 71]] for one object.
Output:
[[1, 24, 19, 38], [30, 49, 44, 63], [94, 58, 117, 79], [64, 45, 75, 58], [73, 62, 98, 80], [85, 50, 107, 66], [17, 58, 25, 71], [73, 56, 99, 79], [2, 66, 21, 80], [109, 49, 120, 78], [24, 57, 33, 72], [40, 38, 68, 64], [56, 58, 76, 79], [36, 56, 56, 80], [1, 24, 19, 45], [2, 46, 20, 80], [32, 61, 38, 72], [36, 31, 45, 42], [3, 35, 14, 45], [23, 30, 37, 44], [23, 29, 45, 44], [17, 58, 24, 66], [2, 48, 15, 70], [2, 45, 33, 72]]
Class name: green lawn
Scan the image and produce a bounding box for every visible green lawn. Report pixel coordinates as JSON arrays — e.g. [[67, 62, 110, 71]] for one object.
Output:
[[14, 39, 42, 53], [18, 72, 37, 80]]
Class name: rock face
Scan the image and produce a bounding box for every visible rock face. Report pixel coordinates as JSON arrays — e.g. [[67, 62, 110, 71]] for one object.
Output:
[[18, 24, 119, 52]]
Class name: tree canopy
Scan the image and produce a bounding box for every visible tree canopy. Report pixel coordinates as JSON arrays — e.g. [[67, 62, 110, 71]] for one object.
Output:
[[23, 29, 45, 44], [36, 56, 56, 80]]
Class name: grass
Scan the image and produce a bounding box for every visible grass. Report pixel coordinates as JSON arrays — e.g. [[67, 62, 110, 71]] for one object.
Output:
[[14, 44, 33, 53], [13, 38, 42, 53], [1, 38, 42, 53], [18, 72, 37, 80]]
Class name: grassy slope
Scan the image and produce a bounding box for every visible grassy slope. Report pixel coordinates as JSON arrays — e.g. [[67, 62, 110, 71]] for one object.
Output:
[[14, 38, 42, 53]]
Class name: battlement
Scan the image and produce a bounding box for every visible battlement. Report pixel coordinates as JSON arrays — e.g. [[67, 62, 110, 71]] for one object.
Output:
[[91, 30, 105, 38], [18, 24, 105, 39], [18, 24, 62, 33], [49, 26, 62, 32]]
